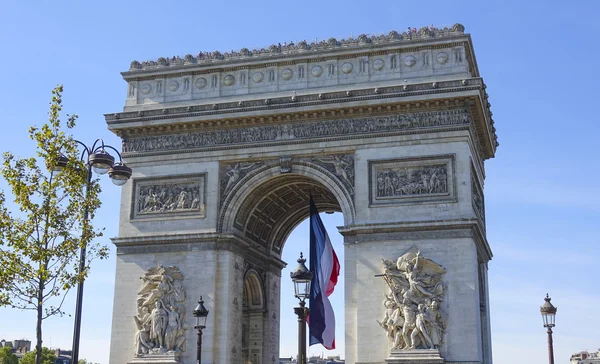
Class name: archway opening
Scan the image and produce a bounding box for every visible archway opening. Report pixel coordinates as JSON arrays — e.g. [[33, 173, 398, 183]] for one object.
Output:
[[279, 211, 345, 362], [231, 173, 344, 257], [228, 170, 351, 364], [242, 270, 266, 364]]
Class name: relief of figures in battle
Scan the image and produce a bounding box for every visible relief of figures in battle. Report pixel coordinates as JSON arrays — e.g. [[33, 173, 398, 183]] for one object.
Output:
[[377, 247, 447, 351], [376, 165, 448, 198], [134, 265, 187, 357], [137, 180, 204, 216]]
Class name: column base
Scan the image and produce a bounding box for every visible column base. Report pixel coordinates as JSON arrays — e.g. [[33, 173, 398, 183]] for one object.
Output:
[[385, 349, 444, 364]]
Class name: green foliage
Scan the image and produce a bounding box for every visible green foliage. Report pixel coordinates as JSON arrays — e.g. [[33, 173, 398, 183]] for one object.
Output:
[[78, 359, 100, 364], [0, 346, 19, 364], [18, 348, 55, 364], [0, 86, 109, 363]]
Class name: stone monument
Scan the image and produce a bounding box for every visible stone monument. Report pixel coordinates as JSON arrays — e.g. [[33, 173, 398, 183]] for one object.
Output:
[[106, 24, 497, 364]]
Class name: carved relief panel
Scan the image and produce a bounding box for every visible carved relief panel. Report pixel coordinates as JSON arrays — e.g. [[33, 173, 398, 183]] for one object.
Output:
[[471, 168, 485, 227], [134, 265, 187, 357], [131, 174, 206, 220], [378, 247, 446, 352], [369, 155, 456, 206]]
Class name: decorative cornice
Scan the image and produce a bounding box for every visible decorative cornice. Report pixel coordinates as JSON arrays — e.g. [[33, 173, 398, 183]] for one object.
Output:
[[343, 228, 474, 244], [127, 24, 466, 73], [111, 232, 222, 246], [339, 218, 478, 235], [112, 232, 286, 271], [106, 79, 481, 127], [340, 218, 492, 261], [108, 78, 497, 157]]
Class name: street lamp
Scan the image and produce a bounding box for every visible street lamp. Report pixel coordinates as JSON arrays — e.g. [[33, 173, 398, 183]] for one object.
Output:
[[55, 139, 132, 364], [193, 297, 209, 364], [540, 293, 557, 364], [290, 252, 313, 364]]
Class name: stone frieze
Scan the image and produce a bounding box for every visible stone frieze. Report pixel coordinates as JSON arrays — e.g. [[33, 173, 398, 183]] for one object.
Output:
[[369, 155, 455, 206], [123, 109, 471, 153], [376, 164, 448, 198], [132, 174, 206, 220]]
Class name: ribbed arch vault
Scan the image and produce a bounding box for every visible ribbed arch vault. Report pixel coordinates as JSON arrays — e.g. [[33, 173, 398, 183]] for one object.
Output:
[[220, 161, 352, 257]]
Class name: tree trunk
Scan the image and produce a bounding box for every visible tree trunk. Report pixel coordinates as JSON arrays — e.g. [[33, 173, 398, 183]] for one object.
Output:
[[36, 280, 44, 364]]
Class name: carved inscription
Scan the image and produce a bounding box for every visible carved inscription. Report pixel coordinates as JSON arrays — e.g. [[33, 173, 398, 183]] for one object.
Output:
[[370, 155, 455, 206], [122, 109, 471, 153], [133, 175, 205, 219]]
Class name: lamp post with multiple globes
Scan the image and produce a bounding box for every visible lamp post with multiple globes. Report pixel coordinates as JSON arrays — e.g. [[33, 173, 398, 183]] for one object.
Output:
[[290, 252, 313, 364], [53, 139, 132, 364]]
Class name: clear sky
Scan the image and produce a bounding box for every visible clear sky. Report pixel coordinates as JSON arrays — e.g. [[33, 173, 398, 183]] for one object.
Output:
[[1, 1, 599, 363]]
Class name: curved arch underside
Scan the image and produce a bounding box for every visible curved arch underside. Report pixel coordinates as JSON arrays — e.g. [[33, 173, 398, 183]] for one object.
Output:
[[233, 174, 341, 255], [243, 270, 264, 310]]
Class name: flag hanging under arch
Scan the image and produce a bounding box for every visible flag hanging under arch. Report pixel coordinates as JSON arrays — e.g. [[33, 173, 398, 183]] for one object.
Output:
[[308, 196, 340, 350]]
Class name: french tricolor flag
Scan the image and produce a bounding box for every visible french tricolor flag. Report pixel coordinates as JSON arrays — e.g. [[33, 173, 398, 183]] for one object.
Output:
[[308, 196, 340, 350]]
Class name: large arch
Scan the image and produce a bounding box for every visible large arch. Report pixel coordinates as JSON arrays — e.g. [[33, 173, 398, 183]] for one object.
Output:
[[217, 161, 353, 363], [219, 161, 355, 257], [108, 27, 497, 364]]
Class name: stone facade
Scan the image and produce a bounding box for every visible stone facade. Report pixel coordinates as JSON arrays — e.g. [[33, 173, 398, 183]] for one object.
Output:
[[572, 350, 600, 364], [107, 24, 496, 364]]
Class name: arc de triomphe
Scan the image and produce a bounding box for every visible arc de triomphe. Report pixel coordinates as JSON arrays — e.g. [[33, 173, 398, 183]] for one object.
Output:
[[106, 24, 497, 364]]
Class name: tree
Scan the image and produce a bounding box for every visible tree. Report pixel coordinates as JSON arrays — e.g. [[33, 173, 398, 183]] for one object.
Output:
[[0, 346, 18, 364], [0, 86, 108, 364], [78, 359, 100, 364], [18, 348, 55, 364]]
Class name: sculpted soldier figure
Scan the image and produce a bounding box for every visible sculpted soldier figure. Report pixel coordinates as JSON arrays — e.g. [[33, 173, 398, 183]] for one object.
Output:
[[378, 247, 446, 351], [150, 300, 168, 350], [134, 265, 187, 357]]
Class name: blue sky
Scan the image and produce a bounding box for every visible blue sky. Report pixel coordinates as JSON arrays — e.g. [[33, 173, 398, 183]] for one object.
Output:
[[1, 1, 599, 363]]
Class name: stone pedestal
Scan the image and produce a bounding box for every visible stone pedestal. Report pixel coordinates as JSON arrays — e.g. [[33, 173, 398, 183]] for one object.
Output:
[[128, 353, 181, 364], [385, 349, 444, 364]]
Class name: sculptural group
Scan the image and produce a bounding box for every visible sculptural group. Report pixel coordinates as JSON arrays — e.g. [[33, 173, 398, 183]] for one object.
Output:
[[376, 165, 448, 198], [138, 183, 203, 215], [134, 265, 187, 356], [378, 248, 446, 351]]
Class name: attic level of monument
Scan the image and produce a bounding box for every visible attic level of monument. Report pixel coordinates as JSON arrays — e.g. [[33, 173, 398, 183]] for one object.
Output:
[[107, 25, 498, 161], [115, 25, 484, 111], [125, 24, 471, 74]]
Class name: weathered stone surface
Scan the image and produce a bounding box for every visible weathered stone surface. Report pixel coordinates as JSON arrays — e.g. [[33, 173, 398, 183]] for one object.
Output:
[[108, 26, 496, 364]]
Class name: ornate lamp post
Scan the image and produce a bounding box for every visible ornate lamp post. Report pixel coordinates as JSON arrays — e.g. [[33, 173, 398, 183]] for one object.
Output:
[[193, 297, 209, 364], [290, 252, 313, 364], [540, 294, 557, 364], [54, 139, 132, 364]]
